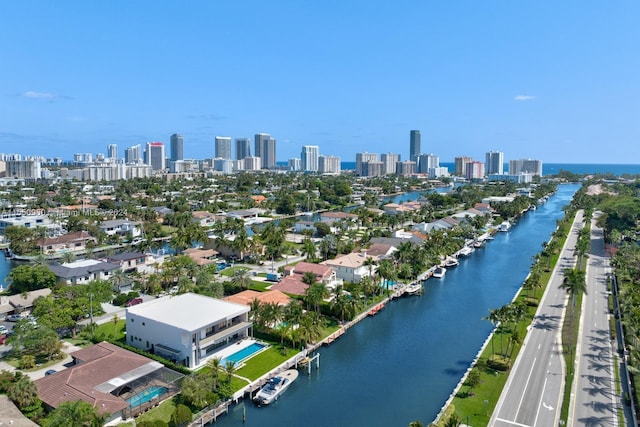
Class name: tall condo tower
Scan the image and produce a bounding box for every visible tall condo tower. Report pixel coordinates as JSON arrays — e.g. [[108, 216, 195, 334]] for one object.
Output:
[[254, 133, 276, 169], [410, 130, 421, 162], [235, 138, 251, 160], [301, 145, 319, 172], [170, 134, 184, 161], [485, 151, 504, 175], [125, 145, 142, 164], [145, 142, 165, 170], [215, 136, 232, 160], [107, 144, 118, 160], [355, 152, 379, 177]]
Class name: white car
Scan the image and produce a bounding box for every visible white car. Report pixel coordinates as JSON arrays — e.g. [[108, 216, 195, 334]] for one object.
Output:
[[0, 325, 7, 334]]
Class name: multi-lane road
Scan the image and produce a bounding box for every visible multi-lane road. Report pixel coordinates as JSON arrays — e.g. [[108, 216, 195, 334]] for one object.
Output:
[[490, 210, 625, 427], [568, 216, 618, 426]]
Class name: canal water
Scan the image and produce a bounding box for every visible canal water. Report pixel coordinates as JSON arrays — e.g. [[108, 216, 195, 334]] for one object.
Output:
[[214, 183, 579, 427]]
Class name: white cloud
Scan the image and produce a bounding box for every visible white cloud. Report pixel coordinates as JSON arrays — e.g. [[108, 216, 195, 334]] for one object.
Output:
[[22, 90, 57, 99], [514, 95, 536, 101]]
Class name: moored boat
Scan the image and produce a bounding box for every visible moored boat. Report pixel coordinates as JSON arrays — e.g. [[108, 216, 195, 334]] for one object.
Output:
[[499, 221, 511, 232], [444, 257, 459, 268], [254, 369, 299, 405], [432, 266, 446, 278], [405, 283, 423, 295]]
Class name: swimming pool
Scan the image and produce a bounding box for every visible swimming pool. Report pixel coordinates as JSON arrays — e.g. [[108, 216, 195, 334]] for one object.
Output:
[[221, 342, 266, 365], [127, 386, 168, 407]]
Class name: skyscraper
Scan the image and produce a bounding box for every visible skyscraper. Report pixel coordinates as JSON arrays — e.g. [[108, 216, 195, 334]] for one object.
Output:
[[235, 138, 251, 160], [485, 151, 504, 175], [509, 159, 543, 176], [107, 144, 118, 160], [215, 136, 232, 160], [170, 134, 184, 161], [125, 144, 142, 164], [381, 153, 400, 175], [301, 145, 319, 172], [355, 152, 379, 177], [454, 156, 473, 176], [319, 155, 341, 174], [145, 142, 165, 171], [410, 130, 421, 162], [254, 133, 276, 169]]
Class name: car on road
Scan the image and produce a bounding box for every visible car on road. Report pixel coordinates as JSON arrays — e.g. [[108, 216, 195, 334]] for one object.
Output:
[[6, 314, 24, 322], [125, 298, 143, 307]]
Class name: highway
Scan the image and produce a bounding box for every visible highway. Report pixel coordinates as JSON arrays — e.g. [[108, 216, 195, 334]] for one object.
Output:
[[490, 210, 584, 427], [568, 215, 619, 426]]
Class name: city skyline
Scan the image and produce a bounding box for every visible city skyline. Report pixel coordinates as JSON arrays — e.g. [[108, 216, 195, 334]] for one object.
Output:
[[2, 3, 639, 164]]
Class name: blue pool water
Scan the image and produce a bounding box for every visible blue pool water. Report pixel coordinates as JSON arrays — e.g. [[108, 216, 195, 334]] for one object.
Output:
[[222, 343, 266, 365], [127, 386, 168, 407]]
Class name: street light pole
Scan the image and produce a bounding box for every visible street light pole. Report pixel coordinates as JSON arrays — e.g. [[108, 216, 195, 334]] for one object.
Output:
[[90, 293, 94, 339]]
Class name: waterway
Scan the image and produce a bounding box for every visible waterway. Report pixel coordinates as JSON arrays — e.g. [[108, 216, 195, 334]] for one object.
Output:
[[214, 183, 580, 427]]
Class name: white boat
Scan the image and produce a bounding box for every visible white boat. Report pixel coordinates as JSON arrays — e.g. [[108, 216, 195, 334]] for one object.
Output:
[[405, 283, 423, 295], [499, 221, 511, 232], [254, 370, 299, 405], [432, 267, 446, 278], [472, 240, 485, 249], [444, 257, 459, 268], [458, 246, 474, 257]]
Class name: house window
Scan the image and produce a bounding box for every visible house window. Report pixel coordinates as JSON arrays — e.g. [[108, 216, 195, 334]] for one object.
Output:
[[130, 319, 134, 322], [142, 322, 145, 326]]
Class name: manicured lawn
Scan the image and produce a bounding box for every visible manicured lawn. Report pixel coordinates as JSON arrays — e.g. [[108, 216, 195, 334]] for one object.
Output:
[[236, 346, 299, 381], [3, 352, 67, 371], [93, 319, 126, 342], [135, 396, 177, 424]]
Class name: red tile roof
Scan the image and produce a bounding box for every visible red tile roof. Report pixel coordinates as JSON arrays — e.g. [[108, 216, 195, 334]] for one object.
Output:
[[270, 276, 309, 296], [284, 261, 332, 279], [224, 289, 291, 306]]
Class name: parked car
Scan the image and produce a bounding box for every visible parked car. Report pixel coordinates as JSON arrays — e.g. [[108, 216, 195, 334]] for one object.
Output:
[[125, 298, 143, 307], [6, 314, 24, 322], [44, 369, 57, 376], [0, 325, 7, 334]]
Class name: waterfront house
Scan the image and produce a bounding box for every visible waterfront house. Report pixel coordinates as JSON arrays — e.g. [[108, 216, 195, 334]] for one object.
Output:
[[35, 341, 183, 423], [126, 293, 251, 369], [37, 231, 96, 255], [283, 261, 338, 286], [98, 219, 141, 239], [191, 211, 221, 227], [224, 289, 291, 307], [270, 275, 310, 296], [0, 212, 61, 236], [320, 252, 378, 284], [48, 259, 120, 285], [182, 247, 219, 267]]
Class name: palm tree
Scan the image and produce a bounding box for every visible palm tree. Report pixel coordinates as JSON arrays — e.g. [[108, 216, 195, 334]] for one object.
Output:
[[224, 360, 237, 383], [207, 357, 222, 390], [110, 269, 129, 293], [42, 399, 106, 427], [7, 374, 40, 411], [112, 313, 119, 338], [231, 268, 253, 290], [305, 282, 329, 314], [297, 311, 324, 346], [61, 251, 76, 264], [377, 259, 397, 294], [249, 298, 263, 333], [483, 308, 500, 358], [363, 256, 377, 283], [301, 237, 317, 261], [559, 267, 587, 324]]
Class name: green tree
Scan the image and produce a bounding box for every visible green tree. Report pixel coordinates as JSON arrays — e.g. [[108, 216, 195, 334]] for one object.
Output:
[[171, 403, 193, 426], [42, 399, 106, 427], [6, 264, 57, 293], [559, 267, 587, 323], [7, 374, 41, 415]]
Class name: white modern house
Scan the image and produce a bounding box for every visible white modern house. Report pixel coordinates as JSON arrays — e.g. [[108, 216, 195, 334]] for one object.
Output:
[[126, 293, 251, 369], [99, 219, 142, 238], [48, 259, 120, 285]]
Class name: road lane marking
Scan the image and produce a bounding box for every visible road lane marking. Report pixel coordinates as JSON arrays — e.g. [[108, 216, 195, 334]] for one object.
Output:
[[516, 357, 537, 418], [533, 377, 548, 427], [494, 417, 531, 427]]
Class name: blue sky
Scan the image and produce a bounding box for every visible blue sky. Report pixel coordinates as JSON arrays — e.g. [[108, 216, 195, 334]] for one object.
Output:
[[1, 1, 639, 164]]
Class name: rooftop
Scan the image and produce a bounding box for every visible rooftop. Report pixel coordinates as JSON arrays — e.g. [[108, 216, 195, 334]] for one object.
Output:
[[127, 293, 249, 331]]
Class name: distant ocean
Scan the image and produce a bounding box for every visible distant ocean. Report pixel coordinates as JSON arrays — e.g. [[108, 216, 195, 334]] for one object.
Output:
[[277, 161, 640, 176]]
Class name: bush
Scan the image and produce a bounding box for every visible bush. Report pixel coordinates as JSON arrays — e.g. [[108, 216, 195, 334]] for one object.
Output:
[[170, 404, 192, 426], [138, 421, 169, 427], [20, 355, 36, 369], [487, 357, 510, 371]]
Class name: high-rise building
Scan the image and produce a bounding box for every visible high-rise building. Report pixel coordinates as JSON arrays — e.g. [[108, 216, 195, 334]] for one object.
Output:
[[125, 145, 142, 164], [235, 138, 251, 160], [107, 144, 118, 160], [243, 156, 262, 171], [355, 152, 379, 176], [319, 155, 341, 174], [396, 160, 416, 176], [363, 161, 384, 178], [418, 153, 440, 174], [454, 156, 473, 176], [301, 145, 319, 172], [288, 158, 301, 171], [410, 130, 421, 162], [215, 136, 232, 160], [5, 160, 41, 179], [465, 161, 485, 180], [381, 153, 400, 175], [509, 159, 543, 176], [485, 151, 504, 175], [145, 142, 166, 171], [170, 134, 184, 161], [254, 133, 276, 169]]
